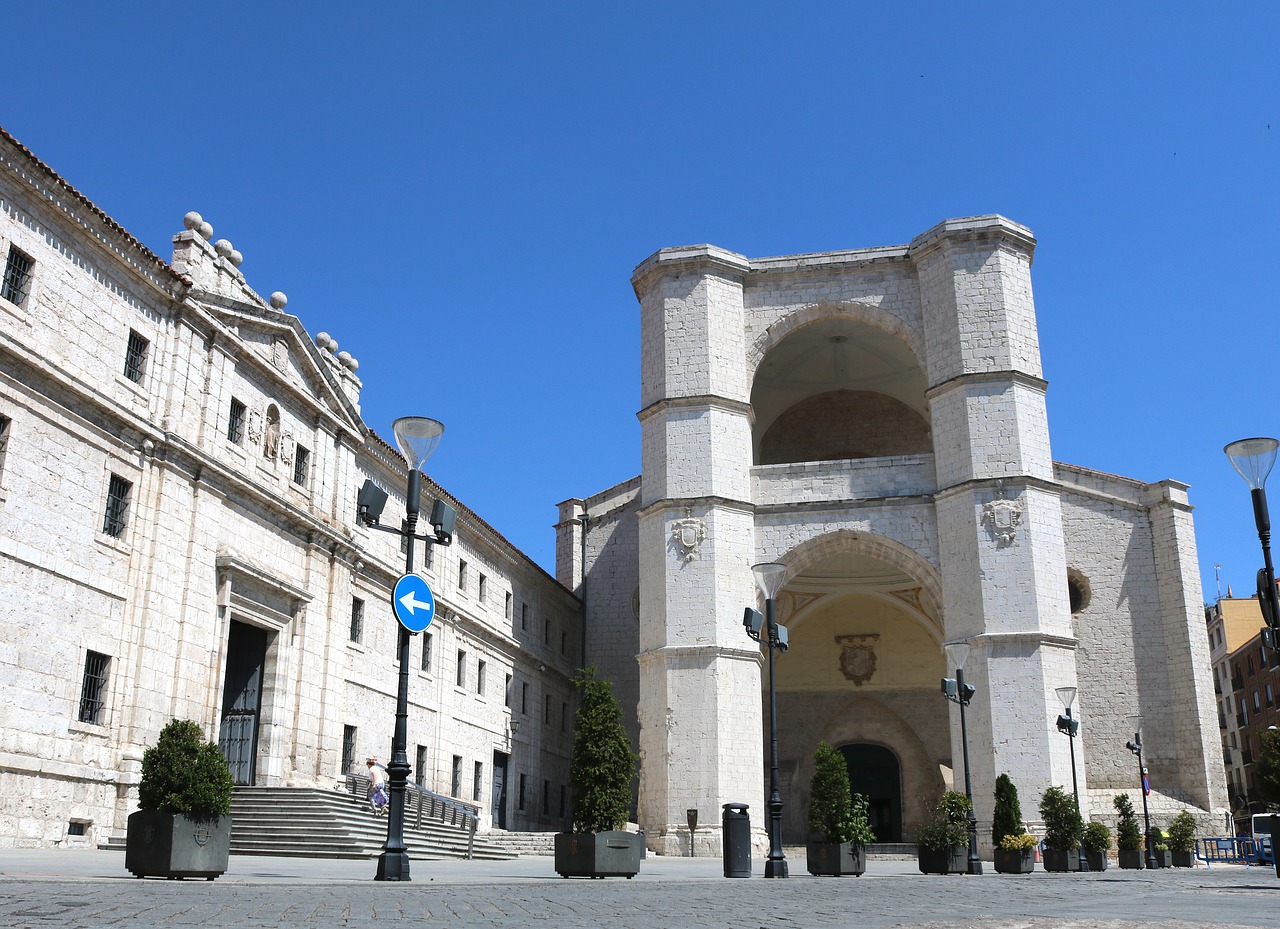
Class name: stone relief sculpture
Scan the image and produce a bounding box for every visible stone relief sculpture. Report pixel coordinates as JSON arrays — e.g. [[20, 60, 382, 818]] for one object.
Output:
[[836, 634, 879, 686], [982, 497, 1023, 546], [670, 507, 706, 562]]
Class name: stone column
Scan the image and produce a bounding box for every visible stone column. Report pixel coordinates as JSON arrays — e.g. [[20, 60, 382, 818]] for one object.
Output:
[[910, 216, 1082, 838], [631, 246, 763, 856]]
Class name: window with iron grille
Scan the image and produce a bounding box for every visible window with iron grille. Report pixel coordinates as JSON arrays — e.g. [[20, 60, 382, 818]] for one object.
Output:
[[0, 414, 10, 481], [456, 650, 466, 688], [292, 444, 310, 486], [227, 398, 246, 444], [123, 330, 149, 383], [477, 659, 486, 695], [458, 560, 468, 593], [451, 755, 462, 797], [102, 474, 132, 538], [473, 761, 482, 801], [1, 245, 32, 305], [518, 773, 526, 810], [543, 779, 550, 815], [415, 744, 428, 785], [349, 597, 364, 643], [505, 673, 512, 708], [77, 651, 110, 725], [421, 631, 433, 672], [505, 592, 512, 620], [341, 725, 357, 775]]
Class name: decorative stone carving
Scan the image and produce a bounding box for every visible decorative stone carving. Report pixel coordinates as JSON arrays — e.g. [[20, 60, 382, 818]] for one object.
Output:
[[279, 432, 294, 467], [272, 339, 288, 372], [982, 496, 1023, 546], [670, 507, 706, 562], [836, 634, 880, 686], [246, 408, 263, 446]]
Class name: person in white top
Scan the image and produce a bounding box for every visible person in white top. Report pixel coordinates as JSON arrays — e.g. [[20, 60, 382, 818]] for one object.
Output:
[[366, 758, 388, 815]]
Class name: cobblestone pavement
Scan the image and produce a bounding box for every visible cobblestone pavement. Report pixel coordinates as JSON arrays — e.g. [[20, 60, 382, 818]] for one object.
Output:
[[1, 850, 1276, 929]]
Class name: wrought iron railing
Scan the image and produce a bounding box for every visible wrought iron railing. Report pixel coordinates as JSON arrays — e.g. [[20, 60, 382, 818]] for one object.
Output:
[[344, 775, 480, 858]]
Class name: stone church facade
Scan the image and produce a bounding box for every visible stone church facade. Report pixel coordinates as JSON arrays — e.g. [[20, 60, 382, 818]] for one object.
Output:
[[0, 127, 580, 848], [558, 218, 1228, 855]]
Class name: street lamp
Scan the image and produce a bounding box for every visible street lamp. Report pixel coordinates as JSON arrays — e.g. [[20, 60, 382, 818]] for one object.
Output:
[[358, 416, 455, 881], [1224, 437, 1280, 658], [942, 640, 982, 875], [1055, 686, 1088, 872], [745, 561, 789, 878], [1125, 715, 1156, 870]]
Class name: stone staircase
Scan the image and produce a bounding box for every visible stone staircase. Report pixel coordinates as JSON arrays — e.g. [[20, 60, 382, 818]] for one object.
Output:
[[226, 786, 512, 860], [487, 830, 557, 856]]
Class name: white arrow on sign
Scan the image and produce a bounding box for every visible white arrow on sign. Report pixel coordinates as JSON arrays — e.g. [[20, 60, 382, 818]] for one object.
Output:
[[399, 591, 433, 616]]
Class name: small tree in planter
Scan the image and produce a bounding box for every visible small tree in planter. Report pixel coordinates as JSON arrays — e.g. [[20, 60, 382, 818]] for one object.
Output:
[[1038, 786, 1083, 872], [992, 774, 1034, 874], [805, 741, 875, 876], [1114, 794, 1144, 869], [1167, 811, 1197, 868], [125, 719, 235, 880], [916, 791, 970, 874], [554, 668, 641, 878], [1147, 826, 1172, 868], [1082, 821, 1111, 871]]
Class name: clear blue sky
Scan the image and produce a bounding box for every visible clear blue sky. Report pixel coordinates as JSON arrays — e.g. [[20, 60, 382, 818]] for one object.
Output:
[[7, 3, 1278, 604]]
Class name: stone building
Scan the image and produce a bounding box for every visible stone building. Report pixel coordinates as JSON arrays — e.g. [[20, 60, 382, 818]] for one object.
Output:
[[559, 218, 1229, 855], [0, 127, 580, 848]]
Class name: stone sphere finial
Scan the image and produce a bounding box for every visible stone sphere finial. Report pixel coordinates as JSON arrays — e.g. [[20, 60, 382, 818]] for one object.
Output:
[[315, 332, 335, 352], [346, 356, 359, 372], [229, 249, 244, 267], [214, 239, 234, 259], [198, 221, 214, 240], [183, 211, 203, 231], [269, 292, 288, 310], [336, 351, 355, 370]]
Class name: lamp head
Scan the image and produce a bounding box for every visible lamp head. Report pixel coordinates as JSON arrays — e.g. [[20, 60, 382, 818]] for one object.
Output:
[[944, 640, 970, 671], [393, 416, 444, 471], [1055, 685, 1077, 711], [751, 562, 786, 600], [1225, 436, 1280, 491]]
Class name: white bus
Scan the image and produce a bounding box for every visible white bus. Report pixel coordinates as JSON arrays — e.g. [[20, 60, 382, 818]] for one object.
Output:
[[1251, 813, 1274, 864]]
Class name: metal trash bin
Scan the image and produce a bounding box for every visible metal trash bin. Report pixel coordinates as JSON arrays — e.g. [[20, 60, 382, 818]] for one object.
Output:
[[722, 802, 751, 877]]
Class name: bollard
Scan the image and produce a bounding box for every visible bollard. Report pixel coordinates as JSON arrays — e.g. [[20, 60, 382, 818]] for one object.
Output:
[[722, 803, 751, 877]]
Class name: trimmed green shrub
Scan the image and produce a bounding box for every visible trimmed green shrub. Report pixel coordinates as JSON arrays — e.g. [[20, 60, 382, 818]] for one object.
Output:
[[568, 668, 638, 833], [1038, 785, 1083, 851], [807, 741, 875, 845], [1082, 820, 1111, 853], [915, 790, 970, 851], [992, 773, 1023, 846], [1167, 811, 1196, 853], [1113, 794, 1142, 851], [138, 719, 234, 817]]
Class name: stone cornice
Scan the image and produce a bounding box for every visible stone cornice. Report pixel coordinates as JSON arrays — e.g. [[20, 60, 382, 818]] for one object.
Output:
[[907, 214, 1037, 264], [636, 644, 763, 666], [933, 474, 1062, 501], [636, 494, 755, 520], [925, 368, 1048, 400], [970, 631, 1078, 651], [631, 244, 751, 295], [752, 494, 934, 516], [636, 393, 753, 424]]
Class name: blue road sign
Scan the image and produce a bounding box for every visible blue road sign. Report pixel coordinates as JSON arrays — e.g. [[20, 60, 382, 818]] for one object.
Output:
[[391, 573, 436, 633]]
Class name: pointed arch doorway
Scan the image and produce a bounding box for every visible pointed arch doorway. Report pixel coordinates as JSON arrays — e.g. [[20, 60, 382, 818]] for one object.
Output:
[[840, 743, 902, 843]]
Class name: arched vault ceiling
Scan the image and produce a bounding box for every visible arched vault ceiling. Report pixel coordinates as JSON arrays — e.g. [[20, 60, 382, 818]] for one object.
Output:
[[751, 318, 927, 436], [787, 550, 918, 595]]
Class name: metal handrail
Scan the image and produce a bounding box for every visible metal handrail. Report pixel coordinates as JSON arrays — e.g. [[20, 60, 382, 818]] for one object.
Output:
[[343, 775, 480, 858]]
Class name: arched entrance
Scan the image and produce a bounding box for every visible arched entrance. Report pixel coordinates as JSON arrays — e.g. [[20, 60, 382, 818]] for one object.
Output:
[[840, 743, 902, 842]]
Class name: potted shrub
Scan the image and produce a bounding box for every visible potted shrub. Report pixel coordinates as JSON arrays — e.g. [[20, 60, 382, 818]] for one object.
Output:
[[1148, 826, 1172, 868], [554, 668, 642, 878], [125, 719, 235, 880], [1114, 794, 1144, 869], [1167, 811, 1197, 867], [805, 741, 875, 876], [992, 773, 1034, 874], [916, 791, 970, 874], [1082, 821, 1111, 871], [1038, 785, 1083, 872]]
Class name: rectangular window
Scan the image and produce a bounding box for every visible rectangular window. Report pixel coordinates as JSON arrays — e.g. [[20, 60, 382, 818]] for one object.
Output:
[[451, 755, 462, 797], [424, 535, 434, 569], [292, 444, 310, 486], [77, 651, 111, 725], [2, 245, 33, 305], [1267, 683, 1274, 707], [505, 673, 513, 708], [102, 473, 132, 538], [473, 761, 483, 801], [456, 650, 466, 688], [349, 597, 364, 643], [227, 398, 246, 444], [505, 592, 513, 620], [544, 618, 551, 644], [561, 700, 568, 732], [477, 659, 486, 695], [342, 725, 357, 775], [561, 630, 568, 656], [123, 329, 149, 383], [0, 414, 9, 481], [1255, 691, 1262, 712], [518, 773, 527, 810], [521, 603, 528, 631], [559, 784, 566, 819], [521, 681, 528, 714], [459, 560, 468, 593], [545, 693, 552, 726], [543, 779, 550, 815], [415, 744, 428, 785], [478, 573, 487, 603], [421, 632, 433, 672]]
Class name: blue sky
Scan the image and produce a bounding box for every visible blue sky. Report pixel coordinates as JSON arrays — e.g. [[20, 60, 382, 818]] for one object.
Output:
[[6, 3, 1278, 604]]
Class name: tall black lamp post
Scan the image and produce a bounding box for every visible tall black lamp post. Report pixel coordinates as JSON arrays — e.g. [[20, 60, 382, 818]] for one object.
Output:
[[358, 416, 455, 881], [942, 641, 982, 875], [1125, 715, 1157, 871], [745, 561, 789, 878], [1055, 686, 1088, 872]]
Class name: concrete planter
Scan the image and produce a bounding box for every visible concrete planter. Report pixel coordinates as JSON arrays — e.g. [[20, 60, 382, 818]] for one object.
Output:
[[917, 845, 967, 874], [1118, 849, 1145, 869], [125, 810, 231, 880], [1171, 850, 1195, 868], [554, 831, 643, 879], [805, 841, 866, 876], [1151, 849, 1172, 868], [993, 847, 1035, 874], [1085, 850, 1109, 871], [1042, 848, 1082, 872]]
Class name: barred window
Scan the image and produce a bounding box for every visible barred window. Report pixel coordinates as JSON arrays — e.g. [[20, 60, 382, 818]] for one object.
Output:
[[415, 744, 428, 785], [505, 592, 512, 620], [341, 725, 357, 775], [78, 651, 110, 725], [521, 602, 528, 631], [1, 245, 33, 305], [293, 444, 310, 486], [102, 473, 132, 538], [421, 631, 433, 672], [227, 398, 246, 444], [477, 659, 486, 695], [0, 414, 10, 481], [478, 573, 487, 603], [459, 560, 468, 593], [349, 597, 364, 643], [518, 773, 526, 810], [451, 755, 462, 797], [123, 330, 149, 384], [456, 650, 466, 688], [473, 761, 483, 801], [505, 673, 513, 708], [521, 681, 528, 714], [544, 693, 551, 726]]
